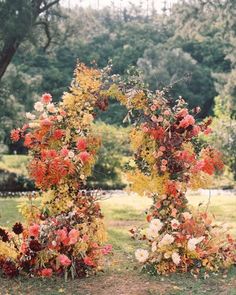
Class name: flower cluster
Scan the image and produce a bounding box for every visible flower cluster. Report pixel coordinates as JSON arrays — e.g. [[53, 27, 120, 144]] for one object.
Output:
[[2, 64, 112, 278], [114, 80, 235, 275]]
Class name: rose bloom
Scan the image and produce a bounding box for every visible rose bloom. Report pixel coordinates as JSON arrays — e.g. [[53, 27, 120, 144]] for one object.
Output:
[[161, 165, 167, 172], [172, 252, 181, 265], [187, 236, 205, 251], [79, 151, 90, 163], [26, 112, 36, 120], [47, 103, 56, 113], [41, 268, 53, 277], [171, 219, 180, 229], [34, 101, 44, 112], [158, 234, 175, 247], [68, 229, 80, 245], [58, 254, 71, 267], [146, 226, 160, 239], [41, 93, 52, 104], [76, 138, 87, 151], [135, 249, 149, 263], [179, 115, 195, 129], [150, 219, 163, 232], [182, 212, 192, 220], [29, 223, 40, 238]]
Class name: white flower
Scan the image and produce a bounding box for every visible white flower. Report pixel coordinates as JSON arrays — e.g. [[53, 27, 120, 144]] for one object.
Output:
[[158, 234, 175, 247], [26, 112, 36, 120], [29, 122, 40, 128], [146, 226, 159, 239], [171, 219, 180, 229], [151, 241, 157, 252], [135, 249, 149, 263], [47, 103, 57, 113], [187, 236, 205, 251], [41, 112, 48, 119], [150, 219, 163, 232], [34, 101, 44, 112], [68, 151, 75, 158], [172, 252, 181, 265], [182, 212, 192, 220], [57, 115, 63, 122]]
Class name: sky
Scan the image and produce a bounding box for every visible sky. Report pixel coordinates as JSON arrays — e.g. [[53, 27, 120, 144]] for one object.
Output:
[[61, 0, 179, 13]]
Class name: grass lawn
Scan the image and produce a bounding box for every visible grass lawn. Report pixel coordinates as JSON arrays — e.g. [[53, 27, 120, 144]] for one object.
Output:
[[0, 190, 236, 295]]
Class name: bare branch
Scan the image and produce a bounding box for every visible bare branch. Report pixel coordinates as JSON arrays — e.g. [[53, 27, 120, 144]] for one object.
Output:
[[39, 0, 60, 13], [34, 20, 52, 51]]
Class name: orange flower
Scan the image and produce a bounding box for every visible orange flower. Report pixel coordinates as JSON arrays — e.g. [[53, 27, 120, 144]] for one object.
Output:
[[10, 129, 20, 142], [41, 268, 53, 277], [29, 224, 40, 238], [79, 151, 90, 163], [76, 138, 87, 151]]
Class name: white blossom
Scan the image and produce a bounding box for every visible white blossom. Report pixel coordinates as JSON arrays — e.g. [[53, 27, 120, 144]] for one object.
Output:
[[187, 236, 205, 251], [158, 234, 175, 247], [34, 101, 44, 112], [135, 249, 149, 263], [172, 252, 181, 265], [26, 112, 36, 120]]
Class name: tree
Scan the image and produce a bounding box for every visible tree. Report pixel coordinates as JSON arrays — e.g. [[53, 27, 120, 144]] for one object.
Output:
[[0, 0, 60, 81]]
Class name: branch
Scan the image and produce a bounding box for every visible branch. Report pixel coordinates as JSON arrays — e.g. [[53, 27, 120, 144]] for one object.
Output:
[[39, 0, 60, 13], [34, 20, 52, 51]]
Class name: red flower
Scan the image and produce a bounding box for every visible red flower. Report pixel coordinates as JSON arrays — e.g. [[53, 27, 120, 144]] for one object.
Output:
[[76, 138, 87, 151], [41, 268, 53, 277], [40, 118, 52, 127], [10, 129, 20, 142], [53, 129, 64, 140], [60, 147, 69, 157], [149, 127, 165, 140], [79, 151, 90, 163], [41, 93, 52, 104], [83, 256, 96, 267]]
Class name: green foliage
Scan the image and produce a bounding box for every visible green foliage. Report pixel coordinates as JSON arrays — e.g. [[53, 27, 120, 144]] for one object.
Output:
[[88, 122, 131, 189]]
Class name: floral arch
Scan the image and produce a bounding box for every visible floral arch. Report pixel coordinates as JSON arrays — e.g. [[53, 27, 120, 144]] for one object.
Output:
[[1, 63, 235, 278]]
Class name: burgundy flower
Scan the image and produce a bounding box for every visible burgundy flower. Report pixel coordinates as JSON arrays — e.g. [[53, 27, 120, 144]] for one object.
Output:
[[0, 228, 9, 242], [2, 261, 19, 278], [12, 222, 24, 235], [29, 240, 42, 252]]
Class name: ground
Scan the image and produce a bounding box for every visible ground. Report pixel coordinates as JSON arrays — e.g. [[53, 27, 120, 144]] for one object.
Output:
[[0, 190, 236, 295]]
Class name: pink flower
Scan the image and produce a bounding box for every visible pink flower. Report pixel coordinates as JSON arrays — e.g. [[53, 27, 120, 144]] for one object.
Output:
[[40, 118, 52, 127], [161, 159, 168, 165], [83, 256, 95, 267], [150, 105, 157, 111], [56, 228, 68, 244], [29, 224, 40, 238], [76, 138, 87, 151], [179, 115, 195, 129], [60, 147, 69, 157], [41, 268, 53, 277], [79, 151, 90, 163], [68, 229, 80, 245], [102, 244, 112, 255], [164, 110, 170, 116], [58, 254, 71, 267], [161, 165, 167, 172], [159, 146, 166, 152], [192, 125, 201, 136], [41, 93, 52, 104]]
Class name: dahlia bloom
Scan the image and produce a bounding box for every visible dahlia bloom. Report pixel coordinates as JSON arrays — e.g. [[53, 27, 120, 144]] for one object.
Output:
[[41, 93, 52, 104], [135, 249, 149, 263], [58, 254, 71, 267]]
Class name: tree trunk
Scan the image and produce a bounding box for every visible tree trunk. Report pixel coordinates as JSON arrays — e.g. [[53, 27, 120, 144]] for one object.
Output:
[[0, 40, 21, 81]]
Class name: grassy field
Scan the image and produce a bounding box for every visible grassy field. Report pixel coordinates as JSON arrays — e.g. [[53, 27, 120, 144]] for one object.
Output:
[[0, 191, 236, 295]]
